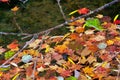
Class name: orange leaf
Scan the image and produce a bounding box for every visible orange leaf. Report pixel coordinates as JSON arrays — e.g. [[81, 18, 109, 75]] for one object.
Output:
[[83, 66, 94, 77], [69, 33, 79, 40], [88, 45, 98, 52], [7, 40, 19, 49], [54, 45, 68, 54], [75, 26, 84, 33]]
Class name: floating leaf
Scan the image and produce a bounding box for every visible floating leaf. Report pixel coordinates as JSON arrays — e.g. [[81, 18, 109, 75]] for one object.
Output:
[[0, 0, 9, 3], [85, 18, 104, 30], [11, 6, 19, 12], [78, 8, 89, 15], [96, 14, 103, 18], [69, 10, 78, 15], [5, 50, 15, 60], [113, 14, 119, 22]]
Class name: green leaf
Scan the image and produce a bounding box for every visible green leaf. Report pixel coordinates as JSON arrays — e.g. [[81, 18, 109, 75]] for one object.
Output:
[[0, 66, 10, 71], [5, 50, 15, 60], [65, 76, 77, 80], [85, 18, 104, 30]]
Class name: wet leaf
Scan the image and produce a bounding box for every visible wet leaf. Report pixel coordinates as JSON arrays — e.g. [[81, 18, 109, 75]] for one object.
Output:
[[78, 8, 89, 15], [5, 50, 15, 60], [85, 18, 104, 30]]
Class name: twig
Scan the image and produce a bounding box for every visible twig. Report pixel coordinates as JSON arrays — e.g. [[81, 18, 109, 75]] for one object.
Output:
[[13, 12, 23, 33], [0, 32, 31, 36], [23, 0, 120, 39], [31, 31, 50, 80], [116, 58, 120, 80], [0, 36, 35, 68], [56, 0, 67, 21]]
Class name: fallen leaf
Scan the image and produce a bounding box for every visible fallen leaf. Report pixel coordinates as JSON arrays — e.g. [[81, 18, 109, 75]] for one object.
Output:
[[85, 18, 104, 30], [75, 26, 84, 33], [87, 55, 96, 64], [11, 6, 19, 12], [78, 8, 89, 15], [7, 40, 19, 50], [80, 47, 91, 56], [0, 0, 9, 3], [54, 45, 68, 54]]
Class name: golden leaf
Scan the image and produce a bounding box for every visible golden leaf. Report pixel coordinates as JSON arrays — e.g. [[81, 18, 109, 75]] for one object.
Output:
[[11, 6, 19, 12]]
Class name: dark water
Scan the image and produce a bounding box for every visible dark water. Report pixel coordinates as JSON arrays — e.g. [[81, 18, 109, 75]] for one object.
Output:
[[0, 0, 120, 45]]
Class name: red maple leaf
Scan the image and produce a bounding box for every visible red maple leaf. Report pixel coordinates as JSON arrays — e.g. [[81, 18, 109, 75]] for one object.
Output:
[[78, 8, 89, 15], [0, 0, 9, 3], [114, 20, 120, 24], [7, 40, 19, 49]]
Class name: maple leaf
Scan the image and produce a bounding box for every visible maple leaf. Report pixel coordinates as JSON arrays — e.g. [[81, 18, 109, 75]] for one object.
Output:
[[26, 66, 33, 77], [0, 0, 9, 3], [87, 55, 96, 64], [52, 52, 62, 61], [11, 6, 19, 12], [69, 33, 79, 40], [78, 8, 89, 15], [54, 45, 68, 54], [59, 70, 72, 77], [7, 40, 19, 50], [75, 26, 84, 33], [83, 66, 94, 77]]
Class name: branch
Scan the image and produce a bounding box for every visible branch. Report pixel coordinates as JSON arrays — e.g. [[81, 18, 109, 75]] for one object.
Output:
[[0, 36, 35, 68], [0, 32, 31, 36], [13, 12, 23, 33], [56, 0, 67, 21], [23, 0, 120, 39], [31, 32, 50, 80]]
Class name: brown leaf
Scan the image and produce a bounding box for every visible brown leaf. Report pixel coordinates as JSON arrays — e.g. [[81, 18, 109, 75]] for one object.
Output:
[[80, 47, 91, 56], [87, 55, 96, 64]]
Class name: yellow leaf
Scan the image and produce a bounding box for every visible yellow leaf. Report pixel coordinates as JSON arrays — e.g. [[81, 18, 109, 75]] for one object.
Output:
[[83, 66, 94, 75], [0, 72, 3, 76], [96, 14, 103, 18], [69, 10, 78, 15], [45, 45, 50, 53], [115, 37, 120, 40], [62, 33, 70, 41], [107, 40, 114, 45], [101, 61, 108, 67], [68, 57, 75, 64], [11, 6, 19, 12], [12, 73, 20, 80], [68, 26, 75, 33], [113, 14, 119, 22]]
